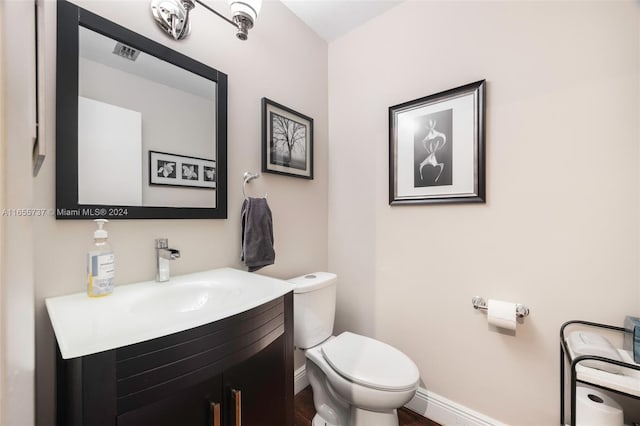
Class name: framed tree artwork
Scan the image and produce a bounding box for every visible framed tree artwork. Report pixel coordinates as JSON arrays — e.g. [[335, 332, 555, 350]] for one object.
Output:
[[262, 98, 314, 179], [389, 80, 486, 205]]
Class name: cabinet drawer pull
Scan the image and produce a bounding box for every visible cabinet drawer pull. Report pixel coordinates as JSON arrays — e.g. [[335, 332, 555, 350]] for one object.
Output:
[[209, 401, 220, 426], [232, 389, 242, 426]]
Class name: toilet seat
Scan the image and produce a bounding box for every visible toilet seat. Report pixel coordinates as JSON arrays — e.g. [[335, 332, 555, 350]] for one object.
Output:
[[306, 342, 419, 413], [320, 332, 419, 392]]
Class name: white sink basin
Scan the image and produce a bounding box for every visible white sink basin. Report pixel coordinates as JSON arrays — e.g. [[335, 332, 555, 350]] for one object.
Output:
[[46, 268, 294, 359], [130, 280, 241, 315]]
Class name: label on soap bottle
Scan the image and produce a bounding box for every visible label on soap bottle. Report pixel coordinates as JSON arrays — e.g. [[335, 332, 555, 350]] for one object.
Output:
[[88, 252, 115, 296]]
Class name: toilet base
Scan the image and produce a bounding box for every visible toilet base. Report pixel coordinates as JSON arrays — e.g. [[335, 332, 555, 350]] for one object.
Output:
[[312, 413, 338, 426], [312, 408, 398, 426], [350, 407, 399, 426]]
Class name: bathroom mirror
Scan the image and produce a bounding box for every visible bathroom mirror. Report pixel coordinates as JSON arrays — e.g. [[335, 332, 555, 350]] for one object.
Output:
[[56, 0, 227, 219]]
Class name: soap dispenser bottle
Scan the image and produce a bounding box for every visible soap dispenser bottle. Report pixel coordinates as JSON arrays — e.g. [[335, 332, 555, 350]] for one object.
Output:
[[87, 219, 115, 297]]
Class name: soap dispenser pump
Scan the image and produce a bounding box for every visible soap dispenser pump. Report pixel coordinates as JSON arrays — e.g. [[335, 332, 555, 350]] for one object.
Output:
[[87, 219, 115, 297]]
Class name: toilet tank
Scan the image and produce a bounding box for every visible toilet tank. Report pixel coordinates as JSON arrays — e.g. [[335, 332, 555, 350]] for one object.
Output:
[[288, 272, 337, 349]]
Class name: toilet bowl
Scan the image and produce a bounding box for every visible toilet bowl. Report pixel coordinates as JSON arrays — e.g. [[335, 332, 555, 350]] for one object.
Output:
[[289, 273, 420, 426], [306, 332, 419, 426]]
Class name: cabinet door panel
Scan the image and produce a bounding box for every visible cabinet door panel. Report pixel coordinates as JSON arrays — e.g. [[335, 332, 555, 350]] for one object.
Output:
[[224, 336, 288, 426], [117, 375, 222, 426]]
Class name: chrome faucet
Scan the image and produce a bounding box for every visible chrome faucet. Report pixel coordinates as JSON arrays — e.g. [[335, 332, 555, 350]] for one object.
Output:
[[156, 238, 180, 282]]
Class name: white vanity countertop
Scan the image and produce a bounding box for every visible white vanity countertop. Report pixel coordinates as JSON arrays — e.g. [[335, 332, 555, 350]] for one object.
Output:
[[45, 268, 294, 359]]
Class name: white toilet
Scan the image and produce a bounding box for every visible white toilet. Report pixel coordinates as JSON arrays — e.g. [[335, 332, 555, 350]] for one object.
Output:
[[289, 272, 420, 426]]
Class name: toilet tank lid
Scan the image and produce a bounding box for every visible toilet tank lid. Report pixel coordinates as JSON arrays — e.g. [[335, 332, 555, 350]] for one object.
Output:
[[321, 332, 420, 392], [288, 272, 337, 294]]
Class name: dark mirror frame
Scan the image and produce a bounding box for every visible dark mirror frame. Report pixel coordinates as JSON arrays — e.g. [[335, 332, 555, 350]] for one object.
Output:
[[56, 0, 228, 220]]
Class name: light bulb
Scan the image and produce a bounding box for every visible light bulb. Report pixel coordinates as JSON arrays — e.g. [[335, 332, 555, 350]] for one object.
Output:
[[227, 0, 262, 40], [227, 0, 262, 22]]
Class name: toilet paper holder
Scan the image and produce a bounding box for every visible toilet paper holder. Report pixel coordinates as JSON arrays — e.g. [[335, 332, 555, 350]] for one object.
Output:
[[472, 296, 530, 319]]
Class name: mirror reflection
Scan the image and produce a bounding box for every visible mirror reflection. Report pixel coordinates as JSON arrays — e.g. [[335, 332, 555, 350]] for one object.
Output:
[[77, 26, 217, 208]]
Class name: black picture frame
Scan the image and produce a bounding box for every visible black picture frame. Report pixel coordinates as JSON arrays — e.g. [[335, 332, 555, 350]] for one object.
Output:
[[149, 151, 216, 189], [56, 0, 227, 219], [262, 98, 314, 180], [389, 80, 486, 205]]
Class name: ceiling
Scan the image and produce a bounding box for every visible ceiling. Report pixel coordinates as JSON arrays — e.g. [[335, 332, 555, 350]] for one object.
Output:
[[279, 0, 404, 42]]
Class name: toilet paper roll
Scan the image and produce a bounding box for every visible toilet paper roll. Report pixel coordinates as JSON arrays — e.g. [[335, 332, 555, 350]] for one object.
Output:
[[575, 386, 624, 426], [487, 299, 516, 331]]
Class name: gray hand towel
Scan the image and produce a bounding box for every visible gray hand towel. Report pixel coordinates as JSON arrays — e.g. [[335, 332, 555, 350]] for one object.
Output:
[[241, 197, 275, 272]]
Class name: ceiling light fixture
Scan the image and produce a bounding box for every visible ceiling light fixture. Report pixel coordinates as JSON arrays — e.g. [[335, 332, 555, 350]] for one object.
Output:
[[150, 0, 262, 41]]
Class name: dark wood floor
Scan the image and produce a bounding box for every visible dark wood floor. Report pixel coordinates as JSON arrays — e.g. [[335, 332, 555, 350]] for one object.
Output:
[[294, 386, 440, 426]]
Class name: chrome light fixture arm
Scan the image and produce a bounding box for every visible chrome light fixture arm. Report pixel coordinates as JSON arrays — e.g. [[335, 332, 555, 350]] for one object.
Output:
[[151, 0, 261, 41], [193, 0, 236, 28]]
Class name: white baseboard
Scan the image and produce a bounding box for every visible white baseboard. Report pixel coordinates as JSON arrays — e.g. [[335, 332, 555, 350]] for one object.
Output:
[[405, 387, 506, 426], [294, 365, 310, 395], [294, 366, 504, 426]]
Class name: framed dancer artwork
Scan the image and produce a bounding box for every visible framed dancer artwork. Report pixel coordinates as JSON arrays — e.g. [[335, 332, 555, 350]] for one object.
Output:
[[389, 80, 486, 205]]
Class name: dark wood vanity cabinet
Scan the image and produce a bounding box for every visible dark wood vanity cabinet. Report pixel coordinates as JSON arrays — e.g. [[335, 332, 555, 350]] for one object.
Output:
[[56, 293, 294, 426], [116, 374, 223, 426]]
